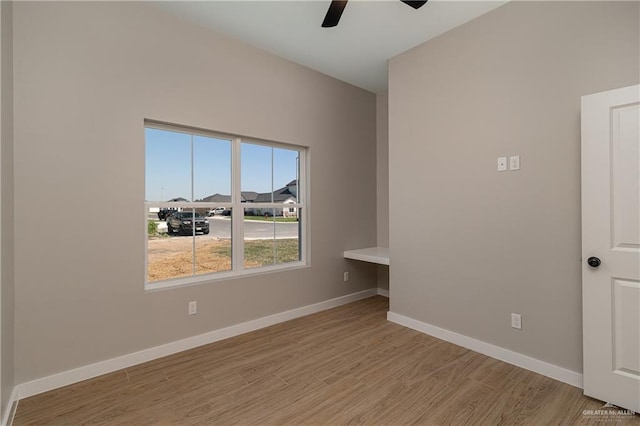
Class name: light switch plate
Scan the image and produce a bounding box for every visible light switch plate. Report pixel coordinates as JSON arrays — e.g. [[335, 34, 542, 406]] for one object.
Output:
[[511, 313, 522, 330], [509, 155, 520, 171], [497, 157, 507, 172]]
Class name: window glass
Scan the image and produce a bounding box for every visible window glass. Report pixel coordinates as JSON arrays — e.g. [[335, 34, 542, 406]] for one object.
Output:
[[146, 124, 306, 286], [242, 207, 301, 269], [147, 208, 194, 282], [243, 208, 276, 269], [145, 128, 191, 202], [193, 135, 232, 203], [276, 208, 301, 264], [241, 143, 272, 201], [274, 147, 300, 203], [196, 209, 232, 276]]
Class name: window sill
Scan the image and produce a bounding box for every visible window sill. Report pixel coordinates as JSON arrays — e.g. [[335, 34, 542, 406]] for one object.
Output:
[[144, 261, 309, 292]]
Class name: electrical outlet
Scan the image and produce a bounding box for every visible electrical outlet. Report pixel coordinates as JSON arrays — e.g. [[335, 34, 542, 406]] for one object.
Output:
[[343, 271, 349, 282], [511, 313, 522, 330], [497, 157, 507, 172], [188, 301, 197, 315]]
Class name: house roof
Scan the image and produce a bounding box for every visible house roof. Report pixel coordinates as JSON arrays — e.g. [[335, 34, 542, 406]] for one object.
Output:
[[255, 183, 297, 203], [241, 192, 258, 202], [198, 193, 230, 203], [197, 192, 262, 203], [199, 183, 297, 205], [167, 197, 189, 202]]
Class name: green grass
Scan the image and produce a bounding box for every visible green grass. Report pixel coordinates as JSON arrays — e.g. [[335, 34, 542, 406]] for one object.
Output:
[[243, 216, 299, 223], [209, 238, 300, 267], [147, 220, 158, 235]]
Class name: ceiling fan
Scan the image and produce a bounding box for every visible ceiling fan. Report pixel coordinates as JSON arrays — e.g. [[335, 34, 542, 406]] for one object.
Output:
[[322, 0, 428, 28]]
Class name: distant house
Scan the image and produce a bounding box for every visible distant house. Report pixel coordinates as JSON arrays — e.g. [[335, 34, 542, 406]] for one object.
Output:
[[198, 180, 299, 217], [264, 180, 298, 217], [148, 197, 188, 218], [199, 194, 231, 203], [196, 192, 258, 215], [165, 197, 189, 213], [245, 180, 299, 217], [197, 192, 259, 203], [241, 192, 258, 203]]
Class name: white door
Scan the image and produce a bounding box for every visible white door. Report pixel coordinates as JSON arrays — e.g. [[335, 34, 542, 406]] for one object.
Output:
[[582, 84, 640, 412]]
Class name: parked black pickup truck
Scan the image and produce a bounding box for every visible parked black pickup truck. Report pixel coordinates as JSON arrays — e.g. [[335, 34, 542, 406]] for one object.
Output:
[[167, 211, 210, 236]]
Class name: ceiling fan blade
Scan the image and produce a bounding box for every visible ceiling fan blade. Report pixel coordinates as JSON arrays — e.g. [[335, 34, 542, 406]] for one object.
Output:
[[400, 1, 428, 9], [322, 0, 348, 28]]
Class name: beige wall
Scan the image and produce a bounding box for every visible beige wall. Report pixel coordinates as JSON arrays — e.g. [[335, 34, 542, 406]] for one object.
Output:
[[13, 2, 377, 383], [376, 92, 389, 248], [1, 0, 15, 415], [389, 1, 639, 372], [376, 92, 389, 291]]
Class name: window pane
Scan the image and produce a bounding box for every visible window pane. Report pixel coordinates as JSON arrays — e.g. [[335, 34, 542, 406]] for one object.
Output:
[[242, 208, 301, 269], [276, 208, 301, 264], [243, 208, 275, 269], [145, 128, 191, 202], [196, 209, 232, 275], [147, 207, 194, 282], [241, 143, 272, 201], [146, 124, 306, 285], [274, 147, 300, 203], [193, 135, 232, 204]]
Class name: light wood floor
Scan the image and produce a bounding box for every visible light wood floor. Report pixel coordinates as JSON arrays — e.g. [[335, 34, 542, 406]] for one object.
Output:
[[13, 296, 639, 425]]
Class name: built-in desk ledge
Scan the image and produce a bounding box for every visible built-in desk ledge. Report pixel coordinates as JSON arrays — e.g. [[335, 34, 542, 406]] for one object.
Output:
[[343, 247, 390, 266]]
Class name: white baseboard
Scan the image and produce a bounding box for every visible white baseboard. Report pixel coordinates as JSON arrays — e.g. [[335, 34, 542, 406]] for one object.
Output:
[[387, 311, 583, 389], [1, 386, 19, 426], [15, 288, 379, 400], [377, 288, 389, 297]]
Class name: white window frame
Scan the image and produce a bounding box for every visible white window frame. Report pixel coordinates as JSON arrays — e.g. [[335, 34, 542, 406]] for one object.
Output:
[[144, 121, 309, 291]]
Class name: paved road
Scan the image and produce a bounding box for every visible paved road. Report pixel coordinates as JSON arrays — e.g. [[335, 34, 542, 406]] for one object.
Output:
[[157, 217, 299, 240]]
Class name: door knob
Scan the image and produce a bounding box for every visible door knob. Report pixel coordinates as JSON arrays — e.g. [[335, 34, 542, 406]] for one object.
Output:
[[587, 257, 601, 268]]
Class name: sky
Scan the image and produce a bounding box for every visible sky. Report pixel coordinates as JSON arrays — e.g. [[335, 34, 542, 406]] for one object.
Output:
[[145, 127, 299, 202]]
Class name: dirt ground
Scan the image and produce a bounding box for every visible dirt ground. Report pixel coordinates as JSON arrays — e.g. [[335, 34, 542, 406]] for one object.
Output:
[[147, 236, 298, 282], [147, 237, 234, 282]]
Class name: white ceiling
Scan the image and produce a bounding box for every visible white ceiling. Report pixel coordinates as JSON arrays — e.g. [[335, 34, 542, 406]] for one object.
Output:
[[155, 0, 507, 93]]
